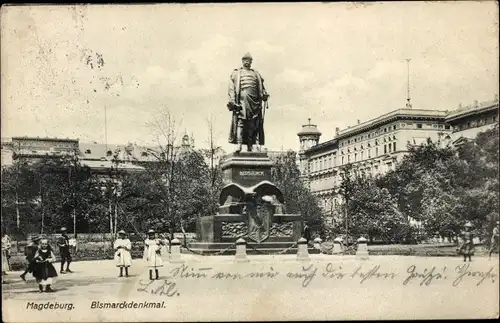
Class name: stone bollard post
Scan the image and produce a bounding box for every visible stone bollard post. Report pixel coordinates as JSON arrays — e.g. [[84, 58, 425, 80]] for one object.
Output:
[[313, 237, 322, 250], [333, 237, 344, 254], [234, 238, 249, 263], [170, 238, 184, 263], [355, 236, 369, 260], [296, 237, 310, 261]]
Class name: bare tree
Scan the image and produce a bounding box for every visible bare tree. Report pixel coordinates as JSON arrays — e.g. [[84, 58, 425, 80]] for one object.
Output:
[[201, 115, 225, 215]]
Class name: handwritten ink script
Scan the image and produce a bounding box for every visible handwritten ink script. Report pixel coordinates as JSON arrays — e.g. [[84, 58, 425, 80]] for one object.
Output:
[[137, 279, 180, 297], [161, 263, 497, 290]]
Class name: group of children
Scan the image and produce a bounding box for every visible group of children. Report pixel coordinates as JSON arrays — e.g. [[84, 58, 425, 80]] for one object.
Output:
[[113, 229, 170, 280], [17, 227, 75, 292], [17, 235, 58, 292], [10, 228, 169, 292]]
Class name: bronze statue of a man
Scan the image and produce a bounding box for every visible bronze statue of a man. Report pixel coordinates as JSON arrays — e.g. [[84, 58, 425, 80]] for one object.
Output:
[[228, 53, 269, 153]]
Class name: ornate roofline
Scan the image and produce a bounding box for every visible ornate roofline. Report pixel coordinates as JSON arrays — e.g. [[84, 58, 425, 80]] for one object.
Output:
[[12, 136, 79, 143], [445, 102, 498, 123], [335, 109, 447, 140]]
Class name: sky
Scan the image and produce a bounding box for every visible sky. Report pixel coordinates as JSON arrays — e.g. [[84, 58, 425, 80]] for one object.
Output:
[[1, 2, 498, 153]]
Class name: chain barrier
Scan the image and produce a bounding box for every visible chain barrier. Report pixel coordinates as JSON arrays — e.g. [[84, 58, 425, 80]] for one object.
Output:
[[180, 235, 300, 257], [245, 241, 299, 256], [181, 242, 238, 257]]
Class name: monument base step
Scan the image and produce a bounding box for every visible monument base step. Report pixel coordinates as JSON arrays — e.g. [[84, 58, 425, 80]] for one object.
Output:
[[186, 242, 320, 255]]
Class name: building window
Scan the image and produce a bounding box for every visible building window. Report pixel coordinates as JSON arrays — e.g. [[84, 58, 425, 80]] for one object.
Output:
[[354, 153, 357, 161], [384, 145, 387, 154], [416, 123, 422, 129], [85, 149, 91, 154], [401, 123, 406, 127], [368, 149, 371, 158], [341, 156, 344, 165], [384, 128, 388, 133], [393, 142, 396, 151], [467, 122, 471, 128], [388, 144, 391, 153], [333, 156, 337, 166], [493, 116, 497, 122], [348, 155, 351, 163], [360, 151, 364, 160], [141, 152, 148, 157], [107, 150, 113, 156], [376, 147, 379, 156]]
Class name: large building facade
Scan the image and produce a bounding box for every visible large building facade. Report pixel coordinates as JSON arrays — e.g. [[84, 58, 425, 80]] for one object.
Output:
[[298, 97, 499, 218], [0, 133, 198, 171], [446, 98, 499, 145]]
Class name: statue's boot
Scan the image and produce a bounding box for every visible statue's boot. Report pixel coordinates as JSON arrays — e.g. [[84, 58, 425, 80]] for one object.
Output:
[[235, 121, 243, 153]]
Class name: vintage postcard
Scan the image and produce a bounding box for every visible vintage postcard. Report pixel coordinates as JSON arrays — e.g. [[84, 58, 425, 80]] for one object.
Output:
[[1, 2, 499, 322]]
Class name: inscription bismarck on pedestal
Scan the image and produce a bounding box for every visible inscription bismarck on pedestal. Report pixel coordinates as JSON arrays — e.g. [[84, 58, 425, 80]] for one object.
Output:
[[221, 151, 273, 186]]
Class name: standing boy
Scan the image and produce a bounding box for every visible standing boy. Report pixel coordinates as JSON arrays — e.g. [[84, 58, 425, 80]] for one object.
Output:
[[57, 227, 72, 273]]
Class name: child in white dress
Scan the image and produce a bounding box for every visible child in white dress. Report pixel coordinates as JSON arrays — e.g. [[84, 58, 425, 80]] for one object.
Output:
[[143, 229, 164, 280], [114, 230, 132, 277]]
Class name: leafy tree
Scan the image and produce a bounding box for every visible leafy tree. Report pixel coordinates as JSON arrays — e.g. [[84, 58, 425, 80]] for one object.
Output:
[[1, 154, 103, 235], [348, 178, 408, 243], [272, 151, 325, 236]]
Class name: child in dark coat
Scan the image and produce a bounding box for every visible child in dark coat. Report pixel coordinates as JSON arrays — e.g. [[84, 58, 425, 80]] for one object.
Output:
[[32, 239, 58, 292]]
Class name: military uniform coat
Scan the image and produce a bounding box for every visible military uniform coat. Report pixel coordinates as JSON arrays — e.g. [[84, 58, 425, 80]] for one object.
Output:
[[228, 67, 267, 146]]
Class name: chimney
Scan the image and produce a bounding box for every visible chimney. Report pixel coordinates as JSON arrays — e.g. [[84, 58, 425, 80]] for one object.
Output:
[[357, 119, 360, 125], [474, 100, 478, 107], [335, 127, 340, 136], [494, 94, 498, 102]]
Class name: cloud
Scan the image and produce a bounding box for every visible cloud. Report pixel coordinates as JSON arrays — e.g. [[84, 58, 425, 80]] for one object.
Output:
[[274, 68, 316, 87], [244, 40, 285, 56]]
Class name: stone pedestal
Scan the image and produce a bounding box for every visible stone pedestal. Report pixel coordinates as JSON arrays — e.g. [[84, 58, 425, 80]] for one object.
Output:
[[190, 151, 318, 255], [170, 239, 184, 263], [221, 152, 274, 185], [333, 237, 344, 254], [355, 236, 369, 260], [313, 237, 322, 250], [234, 238, 249, 263], [296, 238, 310, 261], [219, 152, 274, 214]]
